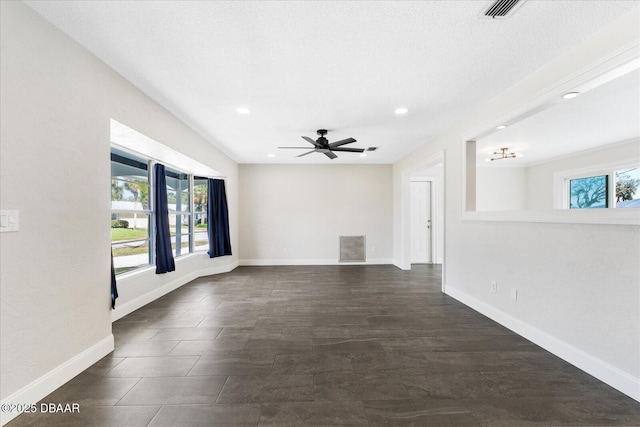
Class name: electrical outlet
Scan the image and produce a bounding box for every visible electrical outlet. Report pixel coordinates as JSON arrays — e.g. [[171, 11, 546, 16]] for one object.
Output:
[[371, 246, 376, 253], [283, 247, 287, 254], [0, 210, 19, 232], [511, 288, 518, 301], [490, 281, 497, 293]]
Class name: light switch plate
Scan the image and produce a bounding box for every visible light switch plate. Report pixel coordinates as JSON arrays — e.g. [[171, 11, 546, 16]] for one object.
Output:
[[0, 210, 19, 232]]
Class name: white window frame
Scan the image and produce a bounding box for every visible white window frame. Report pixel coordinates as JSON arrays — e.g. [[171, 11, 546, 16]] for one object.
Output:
[[111, 148, 207, 274], [192, 176, 210, 253], [110, 150, 154, 273], [554, 160, 639, 210], [164, 165, 193, 257]]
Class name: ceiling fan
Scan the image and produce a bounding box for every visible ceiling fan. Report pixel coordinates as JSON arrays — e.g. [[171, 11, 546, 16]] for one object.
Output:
[[278, 129, 365, 159]]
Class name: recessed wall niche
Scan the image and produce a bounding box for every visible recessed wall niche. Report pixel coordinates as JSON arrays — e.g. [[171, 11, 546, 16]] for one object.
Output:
[[468, 64, 640, 213]]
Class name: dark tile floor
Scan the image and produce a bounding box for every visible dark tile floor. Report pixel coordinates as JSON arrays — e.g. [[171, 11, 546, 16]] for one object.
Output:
[[8, 265, 640, 426]]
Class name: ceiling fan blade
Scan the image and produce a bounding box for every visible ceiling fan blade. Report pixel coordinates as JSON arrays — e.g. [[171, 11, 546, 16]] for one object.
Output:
[[278, 147, 314, 149], [329, 138, 356, 148], [330, 147, 365, 153], [302, 136, 321, 147], [296, 150, 317, 158], [324, 151, 338, 160]]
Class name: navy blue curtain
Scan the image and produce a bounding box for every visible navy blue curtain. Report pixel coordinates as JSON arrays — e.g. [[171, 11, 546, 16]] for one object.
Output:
[[111, 250, 118, 309], [207, 178, 232, 258], [154, 163, 176, 273]]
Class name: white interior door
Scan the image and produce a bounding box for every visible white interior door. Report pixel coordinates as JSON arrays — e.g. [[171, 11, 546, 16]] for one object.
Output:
[[411, 181, 432, 263]]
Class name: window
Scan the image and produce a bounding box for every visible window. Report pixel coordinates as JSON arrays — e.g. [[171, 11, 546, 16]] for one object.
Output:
[[165, 167, 191, 257], [615, 167, 640, 208], [110, 120, 225, 274], [111, 148, 218, 274], [193, 177, 209, 252], [111, 149, 151, 274], [570, 175, 608, 209], [558, 165, 640, 210]]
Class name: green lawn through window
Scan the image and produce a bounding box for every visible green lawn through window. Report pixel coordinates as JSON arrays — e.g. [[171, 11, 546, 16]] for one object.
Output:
[[111, 227, 148, 242]]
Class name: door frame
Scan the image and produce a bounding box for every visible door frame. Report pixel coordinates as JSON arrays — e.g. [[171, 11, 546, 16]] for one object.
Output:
[[399, 150, 446, 292]]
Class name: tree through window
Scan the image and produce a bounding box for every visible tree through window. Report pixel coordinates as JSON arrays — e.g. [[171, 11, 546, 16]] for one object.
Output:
[[570, 175, 608, 209]]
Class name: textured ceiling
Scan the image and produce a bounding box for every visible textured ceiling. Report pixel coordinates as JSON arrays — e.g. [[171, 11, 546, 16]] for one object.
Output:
[[25, 0, 639, 164]]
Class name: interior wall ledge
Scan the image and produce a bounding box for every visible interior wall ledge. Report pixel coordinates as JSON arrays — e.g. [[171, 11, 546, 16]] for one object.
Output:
[[461, 209, 640, 226]]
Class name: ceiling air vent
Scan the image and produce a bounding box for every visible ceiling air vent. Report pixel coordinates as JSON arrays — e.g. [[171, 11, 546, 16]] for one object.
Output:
[[482, 0, 525, 19]]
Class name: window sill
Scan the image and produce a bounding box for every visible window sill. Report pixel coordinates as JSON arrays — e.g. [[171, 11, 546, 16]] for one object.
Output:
[[115, 265, 155, 280], [115, 252, 208, 280]]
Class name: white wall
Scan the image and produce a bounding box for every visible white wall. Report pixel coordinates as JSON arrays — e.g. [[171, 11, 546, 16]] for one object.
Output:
[[0, 2, 238, 421], [527, 140, 640, 210], [476, 166, 527, 211], [239, 164, 392, 264], [394, 9, 639, 401]]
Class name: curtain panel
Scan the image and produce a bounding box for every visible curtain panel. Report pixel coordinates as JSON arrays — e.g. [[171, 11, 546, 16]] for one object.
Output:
[[207, 178, 232, 258], [154, 163, 176, 273], [110, 250, 118, 309]]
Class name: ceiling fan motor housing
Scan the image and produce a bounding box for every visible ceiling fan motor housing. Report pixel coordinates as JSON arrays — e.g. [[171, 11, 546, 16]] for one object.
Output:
[[316, 130, 328, 146]]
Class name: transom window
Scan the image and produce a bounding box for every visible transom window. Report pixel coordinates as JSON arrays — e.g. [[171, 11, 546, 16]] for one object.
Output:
[[615, 167, 640, 208], [561, 166, 640, 210], [569, 175, 608, 209]]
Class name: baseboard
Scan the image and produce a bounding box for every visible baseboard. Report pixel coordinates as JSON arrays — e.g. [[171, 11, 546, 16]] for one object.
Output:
[[111, 259, 238, 322], [444, 285, 640, 402], [111, 270, 200, 321], [0, 335, 114, 426], [238, 258, 393, 266], [392, 258, 411, 270], [199, 259, 239, 277]]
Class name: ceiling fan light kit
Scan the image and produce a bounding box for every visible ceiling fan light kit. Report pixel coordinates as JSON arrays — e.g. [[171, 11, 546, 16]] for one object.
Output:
[[278, 129, 366, 160]]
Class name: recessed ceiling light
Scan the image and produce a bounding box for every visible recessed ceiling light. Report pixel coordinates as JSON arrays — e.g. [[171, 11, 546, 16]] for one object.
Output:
[[496, 125, 507, 130], [237, 107, 251, 114], [394, 108, 408, 115], [562, 92, 580, 100], [359, 153, 367, 157], [267, 153, 275, 158]]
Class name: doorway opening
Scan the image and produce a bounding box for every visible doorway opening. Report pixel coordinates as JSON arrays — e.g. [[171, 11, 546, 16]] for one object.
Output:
[[399, 151, 445, 291]]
